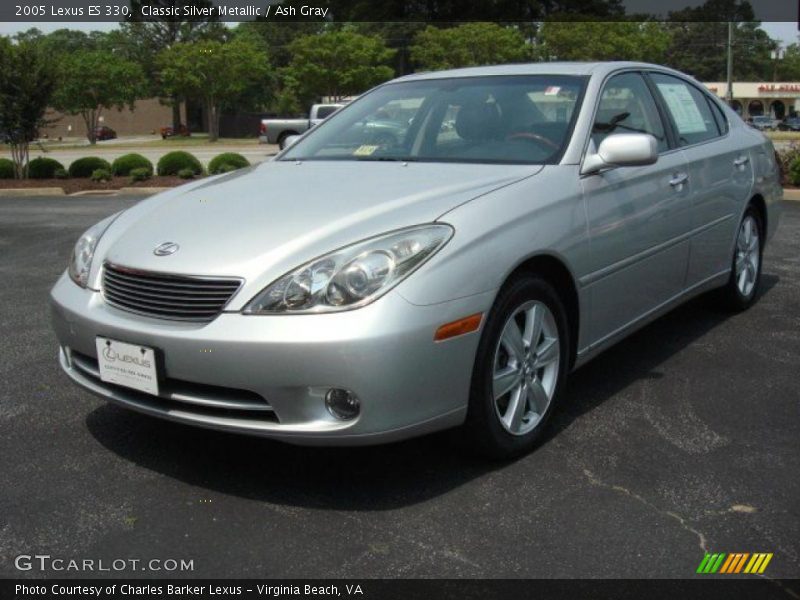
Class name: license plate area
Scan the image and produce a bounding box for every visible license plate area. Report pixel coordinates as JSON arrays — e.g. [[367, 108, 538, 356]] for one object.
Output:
[[95, 337, 159, 396]]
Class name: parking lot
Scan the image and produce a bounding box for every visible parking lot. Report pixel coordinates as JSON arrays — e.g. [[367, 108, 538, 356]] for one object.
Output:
[[0, 195, 798, 582]]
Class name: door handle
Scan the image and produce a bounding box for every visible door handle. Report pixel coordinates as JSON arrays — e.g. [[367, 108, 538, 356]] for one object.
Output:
[[733, 156, 750, 167], [669, 173, 689, 187]]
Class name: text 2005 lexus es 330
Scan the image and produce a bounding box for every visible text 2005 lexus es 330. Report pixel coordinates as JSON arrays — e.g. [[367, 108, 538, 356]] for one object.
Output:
[[51, 62, 782, 457]]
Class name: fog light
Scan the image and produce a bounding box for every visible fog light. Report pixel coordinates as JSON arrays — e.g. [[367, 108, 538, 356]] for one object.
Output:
[[325, 388, 360, 420]]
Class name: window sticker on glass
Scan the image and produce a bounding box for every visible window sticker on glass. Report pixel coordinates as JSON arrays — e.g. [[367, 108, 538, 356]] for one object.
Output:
[[657, 83, 708, 134], [353, 145, 379, 156]]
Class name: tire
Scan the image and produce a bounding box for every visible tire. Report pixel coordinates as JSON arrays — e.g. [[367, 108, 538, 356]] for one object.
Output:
[[277, 131, 298, 150], [463, 274, 570, 459], [719, 207, 763, 312]]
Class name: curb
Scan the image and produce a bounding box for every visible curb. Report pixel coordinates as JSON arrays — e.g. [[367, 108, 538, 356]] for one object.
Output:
[[0, 188, 65, 197], [117, 187, 170, 196], [69, 190, 119, 197], [0, 187, 172, 198], [783, 189, 800, 202]]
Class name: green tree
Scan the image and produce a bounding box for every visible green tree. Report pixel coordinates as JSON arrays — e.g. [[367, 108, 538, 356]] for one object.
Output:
[[282, 30, 395, 105], [52, 50, 145, 144], [537, 20, 670, 62], [122, 1, 227, 130], [410, 23, 530, 71], [664, 0, 776, 81], [0, 38, 57, 178], [776, 44, 800, 81], [158, 37, 272, 142]]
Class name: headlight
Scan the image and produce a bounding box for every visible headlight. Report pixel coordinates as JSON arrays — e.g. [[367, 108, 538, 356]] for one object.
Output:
[[244, 224, 453, 314], [68, 213, 120, 287]]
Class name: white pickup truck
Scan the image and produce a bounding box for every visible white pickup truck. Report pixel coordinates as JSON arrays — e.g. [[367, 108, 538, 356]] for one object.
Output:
[[258, 103, 343, 149]]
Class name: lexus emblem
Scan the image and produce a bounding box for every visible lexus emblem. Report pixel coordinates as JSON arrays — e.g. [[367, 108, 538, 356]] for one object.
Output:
[[153, 242, 180, 256]]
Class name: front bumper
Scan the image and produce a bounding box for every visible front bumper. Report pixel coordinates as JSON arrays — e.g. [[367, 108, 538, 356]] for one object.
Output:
[[50, 272, 494, 445]]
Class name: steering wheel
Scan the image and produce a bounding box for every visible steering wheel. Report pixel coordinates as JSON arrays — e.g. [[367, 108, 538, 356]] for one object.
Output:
[[505, 132, 560, 151]]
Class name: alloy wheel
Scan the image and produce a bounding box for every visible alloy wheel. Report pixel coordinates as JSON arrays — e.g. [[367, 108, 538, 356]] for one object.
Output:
[[492, 300, 560, 436], [735, 215, 760, 297]]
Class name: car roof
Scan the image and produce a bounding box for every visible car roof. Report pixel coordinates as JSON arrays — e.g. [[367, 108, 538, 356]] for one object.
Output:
[[392, 61, 688, 83]]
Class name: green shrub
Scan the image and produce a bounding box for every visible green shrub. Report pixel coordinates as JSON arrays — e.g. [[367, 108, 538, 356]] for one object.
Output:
[[0, 158, 14, 179], [69, 156, 112, 178], [28, 157, 65, 179], [177, 167, 196, 179], [778, 143, 800, 185], [129, 167, 152, 183], [208, 152, 249, 174], [157, 151, 202, 176], [111, 153, 153, 176], [90, 168, 112, 182], [54, 168, 69, 179], [789, 156, 800, 186]]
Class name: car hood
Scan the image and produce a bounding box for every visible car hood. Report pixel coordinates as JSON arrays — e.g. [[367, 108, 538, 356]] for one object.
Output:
[[94, 160, 541, 303]]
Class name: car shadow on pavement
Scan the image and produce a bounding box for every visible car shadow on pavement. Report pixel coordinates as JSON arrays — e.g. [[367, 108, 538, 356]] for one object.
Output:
[[86, 275, 778, 511]]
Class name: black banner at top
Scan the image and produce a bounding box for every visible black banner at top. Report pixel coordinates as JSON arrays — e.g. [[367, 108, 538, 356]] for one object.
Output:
[[1, 0, 799, 23]]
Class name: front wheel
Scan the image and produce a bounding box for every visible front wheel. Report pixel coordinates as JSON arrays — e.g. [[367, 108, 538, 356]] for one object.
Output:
[[464, 275, 569, 459]]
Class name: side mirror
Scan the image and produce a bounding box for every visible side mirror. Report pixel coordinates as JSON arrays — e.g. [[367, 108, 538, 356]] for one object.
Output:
[[582, 133, 658, 175], [282, 135, 301, 150]]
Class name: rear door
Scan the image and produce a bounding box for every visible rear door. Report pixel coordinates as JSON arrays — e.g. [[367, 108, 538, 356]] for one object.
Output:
[[581, 71, 693, 346], [648, 72, 753, 286]]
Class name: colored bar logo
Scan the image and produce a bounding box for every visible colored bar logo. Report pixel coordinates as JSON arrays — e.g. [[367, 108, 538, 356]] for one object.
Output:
[[696, 553, 773, 574]]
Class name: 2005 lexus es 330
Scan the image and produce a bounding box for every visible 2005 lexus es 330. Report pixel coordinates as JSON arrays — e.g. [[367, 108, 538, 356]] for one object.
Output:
[[51, 62, 782, 457]]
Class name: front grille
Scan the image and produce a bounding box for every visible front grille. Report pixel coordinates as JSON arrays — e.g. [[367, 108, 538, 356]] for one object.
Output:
[[102, 263, 242, 322]]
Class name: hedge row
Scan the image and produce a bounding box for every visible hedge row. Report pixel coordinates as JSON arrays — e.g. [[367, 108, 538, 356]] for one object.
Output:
[[2, 151, 250, 180]]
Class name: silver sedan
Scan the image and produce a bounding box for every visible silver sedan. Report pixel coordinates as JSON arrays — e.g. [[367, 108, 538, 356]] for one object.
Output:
[[50, 62, 782, 457]]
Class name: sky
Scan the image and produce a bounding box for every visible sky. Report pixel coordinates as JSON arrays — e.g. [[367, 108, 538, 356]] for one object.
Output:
[[0, 20, 797, 45]]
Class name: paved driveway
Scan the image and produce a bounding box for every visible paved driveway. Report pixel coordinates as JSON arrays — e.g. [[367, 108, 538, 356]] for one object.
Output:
[[0, 196, 798, 582]]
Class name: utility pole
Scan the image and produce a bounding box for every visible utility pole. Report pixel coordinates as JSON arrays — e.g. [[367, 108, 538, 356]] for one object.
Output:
[[726, 21, 734, 106]]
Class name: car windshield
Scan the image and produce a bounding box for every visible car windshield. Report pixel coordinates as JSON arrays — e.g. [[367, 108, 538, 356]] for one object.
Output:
[[281, 75, 587, 165]]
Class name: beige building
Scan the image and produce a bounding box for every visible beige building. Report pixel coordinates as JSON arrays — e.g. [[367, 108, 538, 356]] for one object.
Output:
[[704, 82, 800, 119], [42, 98, 185, 140]]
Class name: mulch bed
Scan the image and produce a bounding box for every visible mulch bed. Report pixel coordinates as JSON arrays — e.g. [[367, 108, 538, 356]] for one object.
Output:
[[0, 176, 191, 194]]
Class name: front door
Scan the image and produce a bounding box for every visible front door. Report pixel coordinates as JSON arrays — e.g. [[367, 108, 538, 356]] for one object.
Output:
[[581, 71, 693, 347]]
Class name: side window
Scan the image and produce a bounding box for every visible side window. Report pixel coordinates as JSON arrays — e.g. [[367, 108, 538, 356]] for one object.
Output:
[[707, 97, 729, 135], [593, 72, 669, 153], [650, 73, 721, 146], [316, 106, 338, 119]]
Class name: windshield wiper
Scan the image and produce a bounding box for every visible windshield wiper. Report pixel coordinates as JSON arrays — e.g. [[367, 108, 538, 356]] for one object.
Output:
[[355, 156, 418, 162]]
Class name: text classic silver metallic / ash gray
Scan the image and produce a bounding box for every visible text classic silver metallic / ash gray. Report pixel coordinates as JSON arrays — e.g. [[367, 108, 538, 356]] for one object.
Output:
[[50, 62, 782, 457]]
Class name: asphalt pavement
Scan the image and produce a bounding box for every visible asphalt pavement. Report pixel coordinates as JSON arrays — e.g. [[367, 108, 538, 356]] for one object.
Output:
[[0, 195, 798, 582]]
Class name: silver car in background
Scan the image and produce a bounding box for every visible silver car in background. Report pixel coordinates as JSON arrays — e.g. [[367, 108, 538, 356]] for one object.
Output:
[[50, 62, 782, 457]]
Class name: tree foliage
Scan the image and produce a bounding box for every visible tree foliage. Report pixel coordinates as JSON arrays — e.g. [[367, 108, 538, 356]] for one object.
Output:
[[282, 30, 395, 106], [663, 0, 776, 81], [0, 38, 57, 178], [410, 23, 531, 70], [123, 1, 227, 128], [537, 20, 669, 62], [158, 37, 272, 141], [52, 50, 145, 144]]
